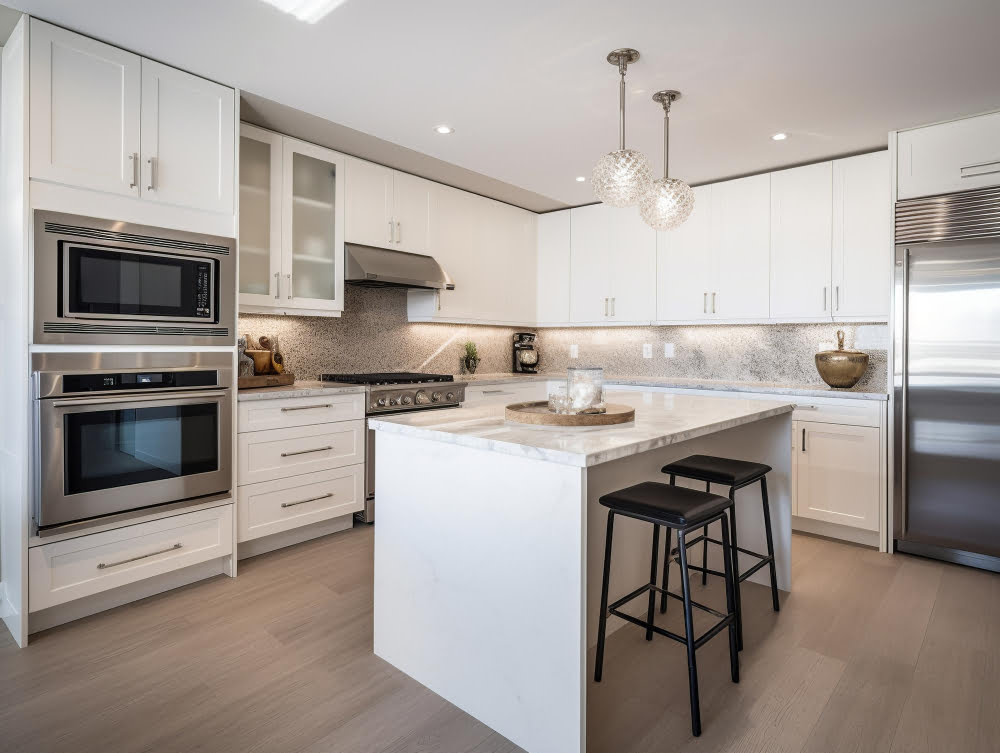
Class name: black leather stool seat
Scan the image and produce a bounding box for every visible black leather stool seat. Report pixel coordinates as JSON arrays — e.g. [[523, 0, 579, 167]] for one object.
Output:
[[599, 482, 732, 526], [661, 454, 771, 487]]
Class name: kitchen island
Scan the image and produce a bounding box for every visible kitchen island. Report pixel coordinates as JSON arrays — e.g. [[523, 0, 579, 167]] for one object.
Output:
[[370, 389, 794, 753]]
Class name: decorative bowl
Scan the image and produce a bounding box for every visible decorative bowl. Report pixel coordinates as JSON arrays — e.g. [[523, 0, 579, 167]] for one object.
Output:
[[245, 349, 273, 375], [815, 330, 869, 388]]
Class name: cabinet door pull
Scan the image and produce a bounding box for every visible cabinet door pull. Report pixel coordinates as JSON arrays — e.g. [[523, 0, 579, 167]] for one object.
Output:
[[604, 297, 609, 316], [711, 292, 717, 314], [274, 272, 280, 300], [286, 274, 292, 300], [703, 292, 708, 314], [822, 286, 827, 311], [280, 404, 332, 412], [128, 152, 138, 189], [98, 543, 182, 570], [396, 221, 401, 244], [388, 220, 394, 243], [960, 159, 1000, 179], [281, 493, 333, 509], [802, 427, 806, 452], [610, 297, 616, 317], [281, 445, 333, 458], [146, 156, 156, 191]]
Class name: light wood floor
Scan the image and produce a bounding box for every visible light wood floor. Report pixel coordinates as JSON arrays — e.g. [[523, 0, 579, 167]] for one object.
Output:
[[1, 526, 997, 753]]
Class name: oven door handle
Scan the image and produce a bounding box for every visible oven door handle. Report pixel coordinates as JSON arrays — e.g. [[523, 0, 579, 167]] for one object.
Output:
[[49, 389, 228, 409]]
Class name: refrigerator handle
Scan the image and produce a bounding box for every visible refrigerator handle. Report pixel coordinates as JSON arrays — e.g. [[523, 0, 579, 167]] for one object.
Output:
[[899, 248, 910, 536]]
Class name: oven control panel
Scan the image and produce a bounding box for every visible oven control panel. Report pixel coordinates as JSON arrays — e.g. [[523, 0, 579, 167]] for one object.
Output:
[[368, 383, 466, 413]]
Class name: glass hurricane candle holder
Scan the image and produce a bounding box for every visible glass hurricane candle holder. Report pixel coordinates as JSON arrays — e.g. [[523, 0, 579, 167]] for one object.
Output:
[[547, 384, 572, 414], [567, 367, 605, 413]]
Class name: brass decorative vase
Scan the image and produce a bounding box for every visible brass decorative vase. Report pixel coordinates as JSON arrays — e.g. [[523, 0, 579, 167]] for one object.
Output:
[[815, 330, 869, 388]]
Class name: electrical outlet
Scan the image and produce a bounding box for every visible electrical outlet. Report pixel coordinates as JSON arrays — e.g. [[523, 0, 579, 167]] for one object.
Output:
[[642, 343, 653, 359], [663, 343, 675, 358], [569, 344, 579, 359]]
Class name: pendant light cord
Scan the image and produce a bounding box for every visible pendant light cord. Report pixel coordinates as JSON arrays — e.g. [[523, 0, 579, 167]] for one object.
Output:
[[618, 58, 627, 150]]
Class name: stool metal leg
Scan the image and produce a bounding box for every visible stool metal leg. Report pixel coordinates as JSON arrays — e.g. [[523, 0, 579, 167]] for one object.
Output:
[[728, 487, 744, 652], [594, 511, 615, 683], [677, 529, 701, 737], [701, 481, 710, 585], [646, 524, 660, 640], [760, 476, 780, 612], [660, 474, 676, 614], [719, 513, 740, 684]]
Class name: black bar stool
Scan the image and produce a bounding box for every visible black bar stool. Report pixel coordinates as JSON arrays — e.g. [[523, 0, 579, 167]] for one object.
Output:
[[594, 481, 739, 737], [660, 455, 780, 651]]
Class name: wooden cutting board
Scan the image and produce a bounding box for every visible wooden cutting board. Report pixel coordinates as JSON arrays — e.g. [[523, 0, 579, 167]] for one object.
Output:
[[505, 401, 635, 427], [237, 372, 295, 389]]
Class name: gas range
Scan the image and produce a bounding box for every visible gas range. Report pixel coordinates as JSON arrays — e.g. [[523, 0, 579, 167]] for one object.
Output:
[[321, 372, 466, 414]]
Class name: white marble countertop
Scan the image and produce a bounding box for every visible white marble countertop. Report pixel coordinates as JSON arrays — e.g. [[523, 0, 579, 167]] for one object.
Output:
[[370, 389, 794, 467], [237, 380, 366, 401], [460, 372, 888, 401]]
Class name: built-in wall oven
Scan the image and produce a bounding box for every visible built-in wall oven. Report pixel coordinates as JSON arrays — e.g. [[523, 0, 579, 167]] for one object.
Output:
[[33, 211, 235, 346], [33, 352, 233, 531]]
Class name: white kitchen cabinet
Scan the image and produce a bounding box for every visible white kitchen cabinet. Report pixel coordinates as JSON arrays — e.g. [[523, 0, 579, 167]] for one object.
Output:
[[239, 126, 346, 316], [569, 204, 610, 323], [345, 157, 431, 254], [896, 110, 1000, 199], [832, 151, 890, 319], [29, 19, 141, 197], [794, 420, 880, 532], [139, 59, 235, 213], [713, 173, 771, 319], [29, 19, 235, 216], [770, 161, 833, 320], [536, 210, 571, 325], [657, 184, 714, 321]]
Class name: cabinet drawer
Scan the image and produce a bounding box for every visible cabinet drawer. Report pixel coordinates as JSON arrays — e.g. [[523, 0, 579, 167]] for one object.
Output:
[[237, 420, 365, 485], [897, 112, 1000, 199], [791, 400, 881, 427], [29, 504, 232, 612], [238, 393, 365, 433], [237, 465, 363, 542]]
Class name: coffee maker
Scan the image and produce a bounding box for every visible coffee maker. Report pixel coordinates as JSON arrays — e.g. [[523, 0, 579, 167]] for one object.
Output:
[[513, 332, 539, 373]]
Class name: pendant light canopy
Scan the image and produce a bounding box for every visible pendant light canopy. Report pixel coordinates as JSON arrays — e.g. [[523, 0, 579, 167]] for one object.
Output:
[[640, 90, 695, 231], [592, 49, 652, 208]]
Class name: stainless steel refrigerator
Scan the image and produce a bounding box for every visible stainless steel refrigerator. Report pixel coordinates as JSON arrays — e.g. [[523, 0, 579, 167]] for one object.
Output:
[[894, 186, 1000, 572]]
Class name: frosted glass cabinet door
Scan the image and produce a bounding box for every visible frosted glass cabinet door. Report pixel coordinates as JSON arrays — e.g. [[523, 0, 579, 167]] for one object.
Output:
[[281, 138, 345, 313], [238, 124, 282, 306]]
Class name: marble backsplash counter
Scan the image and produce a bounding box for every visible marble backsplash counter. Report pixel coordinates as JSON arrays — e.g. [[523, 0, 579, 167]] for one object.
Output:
[[239, 286, 888, 393]]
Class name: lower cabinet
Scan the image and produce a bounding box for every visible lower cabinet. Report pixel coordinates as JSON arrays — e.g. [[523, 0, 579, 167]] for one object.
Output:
[[793, 420, 881, 532], [29, 504, 233, 612], [236, 394, 366, 546]]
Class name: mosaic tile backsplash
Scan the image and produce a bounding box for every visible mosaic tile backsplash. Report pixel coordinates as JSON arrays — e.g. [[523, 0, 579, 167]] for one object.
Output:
[[239, 286, 888, 391]]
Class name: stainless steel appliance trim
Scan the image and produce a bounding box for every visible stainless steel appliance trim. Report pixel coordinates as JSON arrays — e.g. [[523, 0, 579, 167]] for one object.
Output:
[[281, 404, 333, 412], [50, 390, 226, 408], [897, 247, 909, 537], [281, 493, 333, 509], [280, 446, 332, 458], [894, 187, 1000, 243], [98, 543, 182, 569]]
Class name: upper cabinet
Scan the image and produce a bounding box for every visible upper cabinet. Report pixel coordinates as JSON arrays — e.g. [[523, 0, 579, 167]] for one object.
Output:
[[29, 19, 235, 216], [29, 19, 141, 197], [569, 204, 655, 324], [345, 158, 431, 254], [832, 152, 890, 319], [657, 175, 769, 322], [238, 124, 345, 316], [896, 111, 1000, 199], [769, 161, 834, 320], [536, 211, 571, 325]]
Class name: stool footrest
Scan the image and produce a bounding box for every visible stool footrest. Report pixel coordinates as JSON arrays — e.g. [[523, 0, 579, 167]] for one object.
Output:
[[738, 555, 774, 583], [607, 581, 728, 621]]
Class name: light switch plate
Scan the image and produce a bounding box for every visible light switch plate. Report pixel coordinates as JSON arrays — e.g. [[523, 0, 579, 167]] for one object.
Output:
[[663, 343, 675, 358], [569, 344, 579, 359], [642, 344, 653, 359]]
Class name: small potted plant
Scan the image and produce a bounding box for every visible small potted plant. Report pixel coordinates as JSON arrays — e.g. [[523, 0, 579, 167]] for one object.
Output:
[[463, 341, 481, 374]]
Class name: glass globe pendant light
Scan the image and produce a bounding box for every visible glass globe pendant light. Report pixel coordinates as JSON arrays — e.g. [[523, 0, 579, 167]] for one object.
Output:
[[640, 90, 695, 230], [592, 49, 652, 207]]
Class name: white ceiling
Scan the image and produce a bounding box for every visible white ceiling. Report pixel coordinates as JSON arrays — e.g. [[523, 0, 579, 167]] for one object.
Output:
[[6, 0, 1000, 211]]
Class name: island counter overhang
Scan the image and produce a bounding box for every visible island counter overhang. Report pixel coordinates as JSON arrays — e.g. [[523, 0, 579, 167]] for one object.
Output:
[[370, 391, 794, 753]]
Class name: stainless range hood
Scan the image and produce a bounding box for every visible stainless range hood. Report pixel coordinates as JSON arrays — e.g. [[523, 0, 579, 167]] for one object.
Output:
[[345, 244, 454, 290]]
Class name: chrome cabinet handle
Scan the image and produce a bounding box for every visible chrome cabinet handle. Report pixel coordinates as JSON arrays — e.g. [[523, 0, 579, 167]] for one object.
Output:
[[388, 220, 394, 243], [604, 297, 609, 316], [802, 427, 806, 452], [823, 286, 827, 311], [128, 152, 138, 189], [396, 221, 401, 244], [286, 274, 292, 300], [274, 272, 280, 300], [436, 291, 441, 311], [281, 445, 333, 458], [835, 285, 840, 311], [703, 292, 708, 314], [146, 156, 155, 191], [281, 492, 333, 509], [797, 404, 819, 411], [610, 297, 616, 317], [280, 404, 332, 412], [711, 292, 717, 314], [960, 159, 1000, 178], [98, 543, 181, 570]]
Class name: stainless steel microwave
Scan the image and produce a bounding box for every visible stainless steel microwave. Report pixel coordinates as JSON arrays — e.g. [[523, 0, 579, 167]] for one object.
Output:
[[33, 351, 233, 530], [33, 211, 235, 346]]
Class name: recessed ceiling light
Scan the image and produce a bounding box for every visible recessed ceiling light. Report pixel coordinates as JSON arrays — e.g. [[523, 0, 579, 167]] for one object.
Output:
[[576, 176, 586, 182], [259, 0, 349, 23], [771, 132, 788, 141], [434, 125, 454, 135]]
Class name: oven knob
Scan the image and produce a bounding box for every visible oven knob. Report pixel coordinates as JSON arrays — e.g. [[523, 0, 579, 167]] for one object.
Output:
[[388, 397, 398, 406], [431, 391, 442, 402], [446, 392, 455, 402], [401, 395, 413, 406], [376, 397, 387, 407], [415, 390, 430, 405]]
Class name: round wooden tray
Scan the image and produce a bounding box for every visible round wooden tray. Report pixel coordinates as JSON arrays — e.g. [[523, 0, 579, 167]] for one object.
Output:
[[505, 401, 635, 427]]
